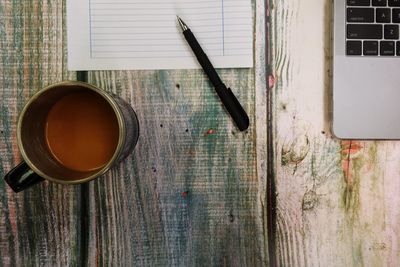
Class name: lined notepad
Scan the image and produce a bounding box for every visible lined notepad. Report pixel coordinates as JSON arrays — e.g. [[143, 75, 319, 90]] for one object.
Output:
[[67, 0, 253, 70]]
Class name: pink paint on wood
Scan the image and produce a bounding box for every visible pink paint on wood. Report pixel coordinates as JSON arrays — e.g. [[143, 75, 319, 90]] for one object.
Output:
[[206, 129, 216, 135], [340, 141, 363, 187], [268, 74, 275, 89]]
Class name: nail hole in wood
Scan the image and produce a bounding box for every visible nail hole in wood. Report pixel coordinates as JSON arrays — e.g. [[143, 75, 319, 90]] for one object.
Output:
[[229, 211, 235, 222]]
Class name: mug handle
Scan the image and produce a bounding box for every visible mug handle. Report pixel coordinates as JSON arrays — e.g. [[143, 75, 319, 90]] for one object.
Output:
[[4, 161, 45, 192]]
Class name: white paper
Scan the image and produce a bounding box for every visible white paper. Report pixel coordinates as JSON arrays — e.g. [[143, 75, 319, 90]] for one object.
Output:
[[67, 0, 253, 70]]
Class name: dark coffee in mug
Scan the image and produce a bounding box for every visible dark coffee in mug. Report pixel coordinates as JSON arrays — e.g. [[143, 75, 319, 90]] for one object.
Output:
[[4, 81, 139, 193], [45, 91, 120, 172]]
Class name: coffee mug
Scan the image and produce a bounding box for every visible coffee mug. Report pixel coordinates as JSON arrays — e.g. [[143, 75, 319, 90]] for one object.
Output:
[[3, 81, 139, 192]]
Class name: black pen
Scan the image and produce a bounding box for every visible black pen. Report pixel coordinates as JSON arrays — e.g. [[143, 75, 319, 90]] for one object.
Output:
[[177, 16, 249, 131]]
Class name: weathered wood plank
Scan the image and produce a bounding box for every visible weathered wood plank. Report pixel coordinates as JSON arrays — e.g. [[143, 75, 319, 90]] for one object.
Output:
[[255, 0, 270, 264], [271, 0, 400, 266], [86, 70, 261, 266], [0, 1, 81, 266], [83, 1, 268, 265]]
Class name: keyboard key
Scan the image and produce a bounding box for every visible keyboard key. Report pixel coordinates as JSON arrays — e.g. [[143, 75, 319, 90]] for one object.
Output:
[[373, 0, 387, 6], [347, 41, 362, 55], [384, 24, 399, 39], [380, 41, 395, 55], [347, 24, 383, 39], [363, 41, 379, 55], [347, 0, 370, 5], [389, 0, 400, 6], [347, 8, 374, 22], [393, 8, 400, 22], [397, 41, 400, 55], [376, 8, 391, 22]]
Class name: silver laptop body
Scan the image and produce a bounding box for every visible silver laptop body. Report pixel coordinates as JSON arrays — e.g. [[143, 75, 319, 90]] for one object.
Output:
[[333, 0, 400, 139]]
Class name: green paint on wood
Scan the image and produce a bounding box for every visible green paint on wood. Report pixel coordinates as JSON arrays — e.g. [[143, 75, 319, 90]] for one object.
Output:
[[342, 155, 363, 216], [84, 66, 262, 266]]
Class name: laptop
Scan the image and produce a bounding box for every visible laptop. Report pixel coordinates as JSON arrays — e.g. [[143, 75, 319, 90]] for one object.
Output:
[[333, 0, 400, 139]]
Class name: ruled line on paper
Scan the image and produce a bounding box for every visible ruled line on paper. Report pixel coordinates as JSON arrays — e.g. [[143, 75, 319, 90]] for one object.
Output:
[[67, 0, 253, 70], [222, 0, 225, 55], [89, 0, 223, 59], [89, 0, 93, 58], [89, 0, 224, 59]]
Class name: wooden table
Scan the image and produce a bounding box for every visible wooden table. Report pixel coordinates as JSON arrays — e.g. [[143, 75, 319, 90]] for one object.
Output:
[[1, 0, 398, 266]]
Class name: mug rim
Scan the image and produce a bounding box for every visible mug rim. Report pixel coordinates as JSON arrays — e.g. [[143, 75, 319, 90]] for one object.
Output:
[[17, 81, 126, 185]]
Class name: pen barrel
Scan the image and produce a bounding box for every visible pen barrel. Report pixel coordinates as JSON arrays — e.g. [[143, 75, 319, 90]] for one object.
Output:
[[183, 28, 249, 131], [183, 30, 223, 86], [215, 85, 250, 131]]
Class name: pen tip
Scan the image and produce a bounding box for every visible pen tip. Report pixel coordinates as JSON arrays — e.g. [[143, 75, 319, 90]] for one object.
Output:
[[177, 16, 188, 31]]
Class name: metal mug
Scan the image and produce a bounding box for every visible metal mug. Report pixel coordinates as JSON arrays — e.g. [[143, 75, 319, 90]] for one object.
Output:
[[3, 81, 139, 192]]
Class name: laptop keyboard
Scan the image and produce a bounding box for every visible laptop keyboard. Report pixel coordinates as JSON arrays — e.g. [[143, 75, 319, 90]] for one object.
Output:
[[346, 0, 400, 56]]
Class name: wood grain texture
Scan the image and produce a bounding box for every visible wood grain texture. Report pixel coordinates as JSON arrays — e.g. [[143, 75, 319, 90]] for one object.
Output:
[[0, 1, 81, 266], [83, 1, 269, 266], [255, 0, 270, 264], [271, 0, 400, 266], [0, 0, 269, 265], [86, 71, 262, 266]]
